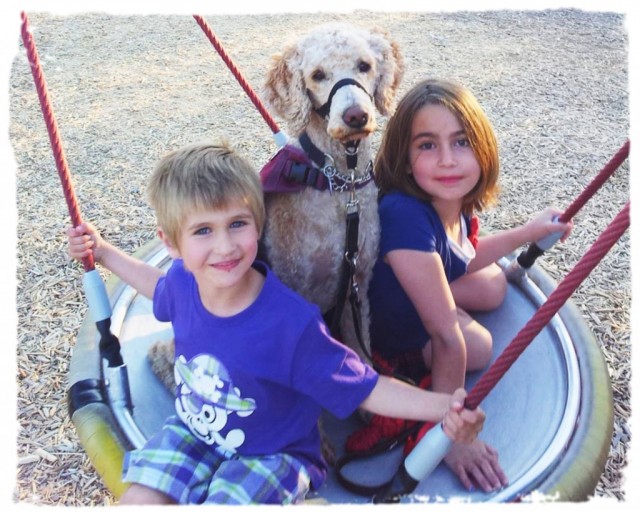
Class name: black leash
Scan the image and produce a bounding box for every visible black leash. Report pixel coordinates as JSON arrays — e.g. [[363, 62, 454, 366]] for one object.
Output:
[[329, 197, 362, 344], [335, 422, 424, 497], [297, 132, 375, 365], [294, 133, 432, 499]]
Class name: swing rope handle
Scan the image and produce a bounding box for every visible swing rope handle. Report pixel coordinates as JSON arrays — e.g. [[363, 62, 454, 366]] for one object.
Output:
[[20, 11, 94, 272], [467, 200, 629, 409], [515, 139, 629, 269], [193, 15, 281, 136], [20, 11, 125, 368]]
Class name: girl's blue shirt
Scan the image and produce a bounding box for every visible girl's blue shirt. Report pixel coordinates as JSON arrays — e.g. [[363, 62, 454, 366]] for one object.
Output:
[[369, 190, 470, 358]]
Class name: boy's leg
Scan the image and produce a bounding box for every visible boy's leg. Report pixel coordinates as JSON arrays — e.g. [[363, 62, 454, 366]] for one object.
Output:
[[205, 453, 311, 505], [119, 484, 176, 505], [122, 416, 222, 504]]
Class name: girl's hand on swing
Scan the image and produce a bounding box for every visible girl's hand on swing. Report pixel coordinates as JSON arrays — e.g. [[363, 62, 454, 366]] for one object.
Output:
[[525, 207, 573, 243], [67, 222, 105, 262], [445, 439, 508, 492], [442, 388, 485, 444]]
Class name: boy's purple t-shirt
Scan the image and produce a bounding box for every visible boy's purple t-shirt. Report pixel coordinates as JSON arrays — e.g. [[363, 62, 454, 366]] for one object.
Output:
[[153, 259, 378, 489], [369, 191, 470, 358]]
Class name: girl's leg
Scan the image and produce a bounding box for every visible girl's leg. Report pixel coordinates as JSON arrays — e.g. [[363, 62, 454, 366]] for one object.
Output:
[[450, 263, 507, 312], [422, 307, 492, 371], [456, 307, 493, 370]]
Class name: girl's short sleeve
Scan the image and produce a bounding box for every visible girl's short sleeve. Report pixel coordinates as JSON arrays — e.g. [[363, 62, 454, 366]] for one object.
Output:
[[378, 193, 439, 256]]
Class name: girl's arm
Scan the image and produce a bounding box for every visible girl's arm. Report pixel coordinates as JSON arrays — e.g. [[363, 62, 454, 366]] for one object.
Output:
[[386, 249, 466, 393], [360, 376, 484, 444], [468, 207, 572, 272], [67, 222, 164, 299]]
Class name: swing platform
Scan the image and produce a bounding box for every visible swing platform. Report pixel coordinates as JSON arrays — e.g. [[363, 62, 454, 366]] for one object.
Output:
[[67, 239, 613, 503]]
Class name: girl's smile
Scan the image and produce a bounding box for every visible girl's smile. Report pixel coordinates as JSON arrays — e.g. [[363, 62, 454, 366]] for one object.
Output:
[[434, 175, 465, 185]]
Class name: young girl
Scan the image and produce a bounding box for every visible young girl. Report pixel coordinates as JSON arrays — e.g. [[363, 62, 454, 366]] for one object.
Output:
[[368, 79, 572, 492]]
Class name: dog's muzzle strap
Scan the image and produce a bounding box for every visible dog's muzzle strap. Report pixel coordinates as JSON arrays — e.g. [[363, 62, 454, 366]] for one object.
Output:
[[314, 78, 372, 118]]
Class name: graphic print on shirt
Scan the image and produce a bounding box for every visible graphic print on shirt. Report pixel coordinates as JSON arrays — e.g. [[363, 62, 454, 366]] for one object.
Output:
[[174, 354, 256, 456]]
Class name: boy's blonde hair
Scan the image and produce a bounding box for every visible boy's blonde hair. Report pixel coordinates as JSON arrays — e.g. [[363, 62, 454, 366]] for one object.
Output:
[[147, 141, 265, 248], [375, 78, 500, 216]]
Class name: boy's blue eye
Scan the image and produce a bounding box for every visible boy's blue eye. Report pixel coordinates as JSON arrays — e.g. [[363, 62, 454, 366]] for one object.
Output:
[[194, 227, 211, 236], [230, 220, 248, 229]]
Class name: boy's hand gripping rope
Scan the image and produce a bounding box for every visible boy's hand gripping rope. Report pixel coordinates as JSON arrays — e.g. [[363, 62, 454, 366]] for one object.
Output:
[[20, 11, 123, 369], [374, 200, 630, 503], [20, 13, 92, 272]]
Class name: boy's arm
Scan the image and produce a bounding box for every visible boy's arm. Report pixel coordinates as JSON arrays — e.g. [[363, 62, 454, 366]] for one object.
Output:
[[468, 207, 572, 272], [67, 223, 164, 299], [360, 377, 484, 445], [96, 242, 164, 300], [360, 375, 450, 421]]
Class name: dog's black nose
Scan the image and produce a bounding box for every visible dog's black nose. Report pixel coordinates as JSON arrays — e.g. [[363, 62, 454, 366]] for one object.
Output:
[[343, 106, 369, 128]]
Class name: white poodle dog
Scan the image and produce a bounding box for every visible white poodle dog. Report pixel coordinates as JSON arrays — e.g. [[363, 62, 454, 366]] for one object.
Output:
[[260, 22, 404, 358], [149, 22, 403, 391]]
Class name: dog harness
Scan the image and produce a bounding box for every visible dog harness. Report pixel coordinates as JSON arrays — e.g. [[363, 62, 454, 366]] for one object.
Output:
[[260, 133, 373, 194]]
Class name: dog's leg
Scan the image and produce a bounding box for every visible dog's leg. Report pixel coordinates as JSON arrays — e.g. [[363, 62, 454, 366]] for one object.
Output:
[[339, 290, 372, 364]]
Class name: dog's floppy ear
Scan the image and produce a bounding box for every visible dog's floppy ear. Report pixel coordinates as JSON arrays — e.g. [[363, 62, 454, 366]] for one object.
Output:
[[262, 44, 312, 136], [368, 27, 405, 116]]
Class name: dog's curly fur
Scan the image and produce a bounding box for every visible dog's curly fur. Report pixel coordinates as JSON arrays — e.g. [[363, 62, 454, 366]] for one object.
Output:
[[148, 22, 404, 404]]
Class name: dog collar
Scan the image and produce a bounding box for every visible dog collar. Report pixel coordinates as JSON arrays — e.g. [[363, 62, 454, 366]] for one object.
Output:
[[299, 132, 373, 192]]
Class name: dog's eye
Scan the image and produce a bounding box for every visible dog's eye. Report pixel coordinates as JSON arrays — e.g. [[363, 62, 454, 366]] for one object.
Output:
[[358, 61, 372, 73], [311, 69, 326, 82]]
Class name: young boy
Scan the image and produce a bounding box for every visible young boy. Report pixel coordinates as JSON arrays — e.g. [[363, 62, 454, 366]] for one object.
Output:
[[67, 141, 486, 505]]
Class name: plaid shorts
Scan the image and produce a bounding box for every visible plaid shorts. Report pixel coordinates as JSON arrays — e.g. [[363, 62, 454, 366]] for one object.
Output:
[[122, 416, 311, 504]]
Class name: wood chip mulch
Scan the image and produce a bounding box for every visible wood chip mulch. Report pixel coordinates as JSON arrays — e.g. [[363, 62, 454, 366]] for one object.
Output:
[[9, 9, 630, 506]]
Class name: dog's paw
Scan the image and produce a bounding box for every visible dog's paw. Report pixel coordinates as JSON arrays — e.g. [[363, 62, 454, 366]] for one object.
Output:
[[147, 339, 176, 391]]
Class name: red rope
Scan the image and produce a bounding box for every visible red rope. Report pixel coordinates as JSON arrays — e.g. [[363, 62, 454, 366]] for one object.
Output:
[[193, 15, 281, 135], [20, 11, 94, 272], [465, 201, 630, 410], [559, 140, 629, 223]]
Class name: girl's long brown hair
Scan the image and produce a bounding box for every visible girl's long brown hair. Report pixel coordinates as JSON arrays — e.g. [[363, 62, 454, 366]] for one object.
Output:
[[375, 78, 500, 216]]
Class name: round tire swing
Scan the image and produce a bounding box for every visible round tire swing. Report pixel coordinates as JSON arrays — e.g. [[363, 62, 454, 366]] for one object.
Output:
[[20, 11, 626, 504]]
